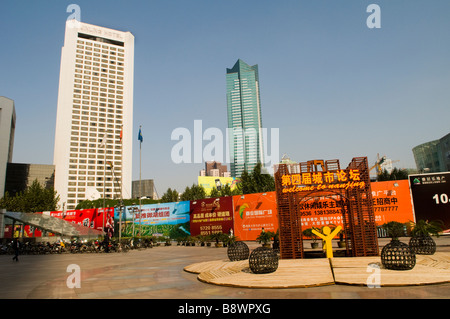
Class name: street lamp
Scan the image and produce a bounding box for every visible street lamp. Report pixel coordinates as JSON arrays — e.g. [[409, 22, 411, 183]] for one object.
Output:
[[132, 202, 136, 237]]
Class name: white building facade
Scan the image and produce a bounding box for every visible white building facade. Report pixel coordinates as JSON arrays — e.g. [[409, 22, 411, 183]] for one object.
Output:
[[53, 20, 134, 210]]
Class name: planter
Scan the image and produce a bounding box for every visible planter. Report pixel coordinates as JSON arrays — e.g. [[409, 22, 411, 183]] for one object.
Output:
[[311, 242, 319, 249], [338, 241, 346, 248], [381, 239, 416, 270], [249, 247, 279, 274], [409, 235, 436, 255], [227, 241, 250, 261]]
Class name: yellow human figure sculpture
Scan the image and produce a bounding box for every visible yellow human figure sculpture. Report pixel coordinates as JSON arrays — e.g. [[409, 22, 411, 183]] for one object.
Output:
[[312, 226, 342, 259]]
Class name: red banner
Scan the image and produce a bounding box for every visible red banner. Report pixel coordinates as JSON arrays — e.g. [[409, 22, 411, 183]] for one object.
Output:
[[190, 197, 234, 237], [5, 208, 114, 238]]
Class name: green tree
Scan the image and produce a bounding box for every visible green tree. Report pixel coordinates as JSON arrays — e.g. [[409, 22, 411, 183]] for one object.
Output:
[[180, 184, 207, 201], [160, 188, 180, 203], [0, 179, 59, 212], [377, 167, 409, 181], [218, 184, 233, 197], [239, 169, 255, 194], [208, 183, 241, 198], [0, 192, 20, 212], [239, 163, 275, 194], [209, 187, 220, 198]]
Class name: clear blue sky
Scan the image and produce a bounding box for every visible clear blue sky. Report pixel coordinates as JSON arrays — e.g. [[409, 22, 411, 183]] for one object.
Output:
[[1, 0, 450, 195]]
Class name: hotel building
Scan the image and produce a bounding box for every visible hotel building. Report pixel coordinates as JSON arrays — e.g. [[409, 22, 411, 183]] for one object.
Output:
[[53, 20, 134, 210]]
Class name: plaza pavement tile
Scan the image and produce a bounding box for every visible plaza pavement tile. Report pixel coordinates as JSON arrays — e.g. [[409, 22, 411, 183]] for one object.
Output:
[[0, 239, 449, 299]]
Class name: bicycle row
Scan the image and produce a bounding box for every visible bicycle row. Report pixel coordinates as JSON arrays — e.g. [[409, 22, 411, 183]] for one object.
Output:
[[0, 238, 156, 255]]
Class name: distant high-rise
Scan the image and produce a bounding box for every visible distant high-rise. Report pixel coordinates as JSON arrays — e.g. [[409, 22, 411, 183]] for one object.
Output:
[[0, 96, 16, 196], [226, 59, 264, 178], [53, 20, 134, 210], [199, 161, 230, 177], [412, 132, 450, 173]]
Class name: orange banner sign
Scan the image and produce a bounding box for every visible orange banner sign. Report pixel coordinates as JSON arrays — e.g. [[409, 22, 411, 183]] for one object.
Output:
[[232, 192, 279, 241]]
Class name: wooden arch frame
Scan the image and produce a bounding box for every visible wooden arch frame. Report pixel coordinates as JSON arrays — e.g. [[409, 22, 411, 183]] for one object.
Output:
[[274, 157, 379, 259]]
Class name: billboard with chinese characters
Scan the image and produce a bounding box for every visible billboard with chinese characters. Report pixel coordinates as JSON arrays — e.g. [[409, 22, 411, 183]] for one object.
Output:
[[409, 172, 450, 230], [280, 166, 366, 194], [298, 196, 345, 229], [371, 180, 414, 226], [197, 176, 240, 195], [116, 201, 190, 237], [299, 180, 414, 229], [189, 197, 234, 236], [232, 192, 279, 241]]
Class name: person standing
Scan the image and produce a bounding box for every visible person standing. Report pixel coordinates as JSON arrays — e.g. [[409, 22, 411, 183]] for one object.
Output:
[[12, 239, 20, 262]]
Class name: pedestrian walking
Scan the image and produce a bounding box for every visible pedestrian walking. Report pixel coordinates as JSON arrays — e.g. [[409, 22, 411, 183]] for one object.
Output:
[[12, 239, 20, 262]]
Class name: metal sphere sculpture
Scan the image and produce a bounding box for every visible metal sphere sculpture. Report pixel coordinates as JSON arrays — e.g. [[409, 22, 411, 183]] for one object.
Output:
[[249, 247, 279, 274], [227, 241, 250, 261], [409, 235, 436, 255], [381, 240, 416, 270]]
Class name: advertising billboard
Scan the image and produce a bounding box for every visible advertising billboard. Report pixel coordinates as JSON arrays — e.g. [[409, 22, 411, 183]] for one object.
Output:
[[16, 208, 115, 238], [197, 176, 240, 195], [116, 201, 190, 238], [298, 180, 415, 229], [190, 196, 234, 236], [232, 192, 278, 241], [298, 196, 344, 229], [409, 172, 450, 229], [371, 180, 415, 225]]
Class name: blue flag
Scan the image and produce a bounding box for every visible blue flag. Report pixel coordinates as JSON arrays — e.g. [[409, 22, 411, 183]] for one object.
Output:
[[138, 127, 143, 143]]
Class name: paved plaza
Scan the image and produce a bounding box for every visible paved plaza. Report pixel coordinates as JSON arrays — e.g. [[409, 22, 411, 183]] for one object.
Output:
[[0, 237, 449, 300]]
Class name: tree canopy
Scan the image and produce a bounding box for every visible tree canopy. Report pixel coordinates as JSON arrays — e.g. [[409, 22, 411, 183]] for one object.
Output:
[[0, 179, 60, 213], [180, 184, 207, 201], [160, 188, 179, 203], [238, 163, 275, 194], [377, 168, 409, 181]]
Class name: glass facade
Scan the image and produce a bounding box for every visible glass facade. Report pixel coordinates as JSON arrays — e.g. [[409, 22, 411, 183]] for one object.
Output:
[[226, 59, 264, 178], [413, 140, 441, 173], [412, 133, 450, 173], [5, 163, 55, 196]]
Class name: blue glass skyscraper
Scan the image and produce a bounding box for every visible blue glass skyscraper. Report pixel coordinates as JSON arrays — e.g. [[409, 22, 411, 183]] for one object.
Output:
[[226, 59, 264, 178]]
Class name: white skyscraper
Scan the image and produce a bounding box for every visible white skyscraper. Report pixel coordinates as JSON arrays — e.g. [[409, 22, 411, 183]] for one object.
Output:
[[53, 20, 134, 210]]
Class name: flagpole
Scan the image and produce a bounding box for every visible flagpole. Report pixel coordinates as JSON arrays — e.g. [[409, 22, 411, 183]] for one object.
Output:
[[118, 127, 123, 244], [139, 125, 142, 237], [100, 135, 106, 236]]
